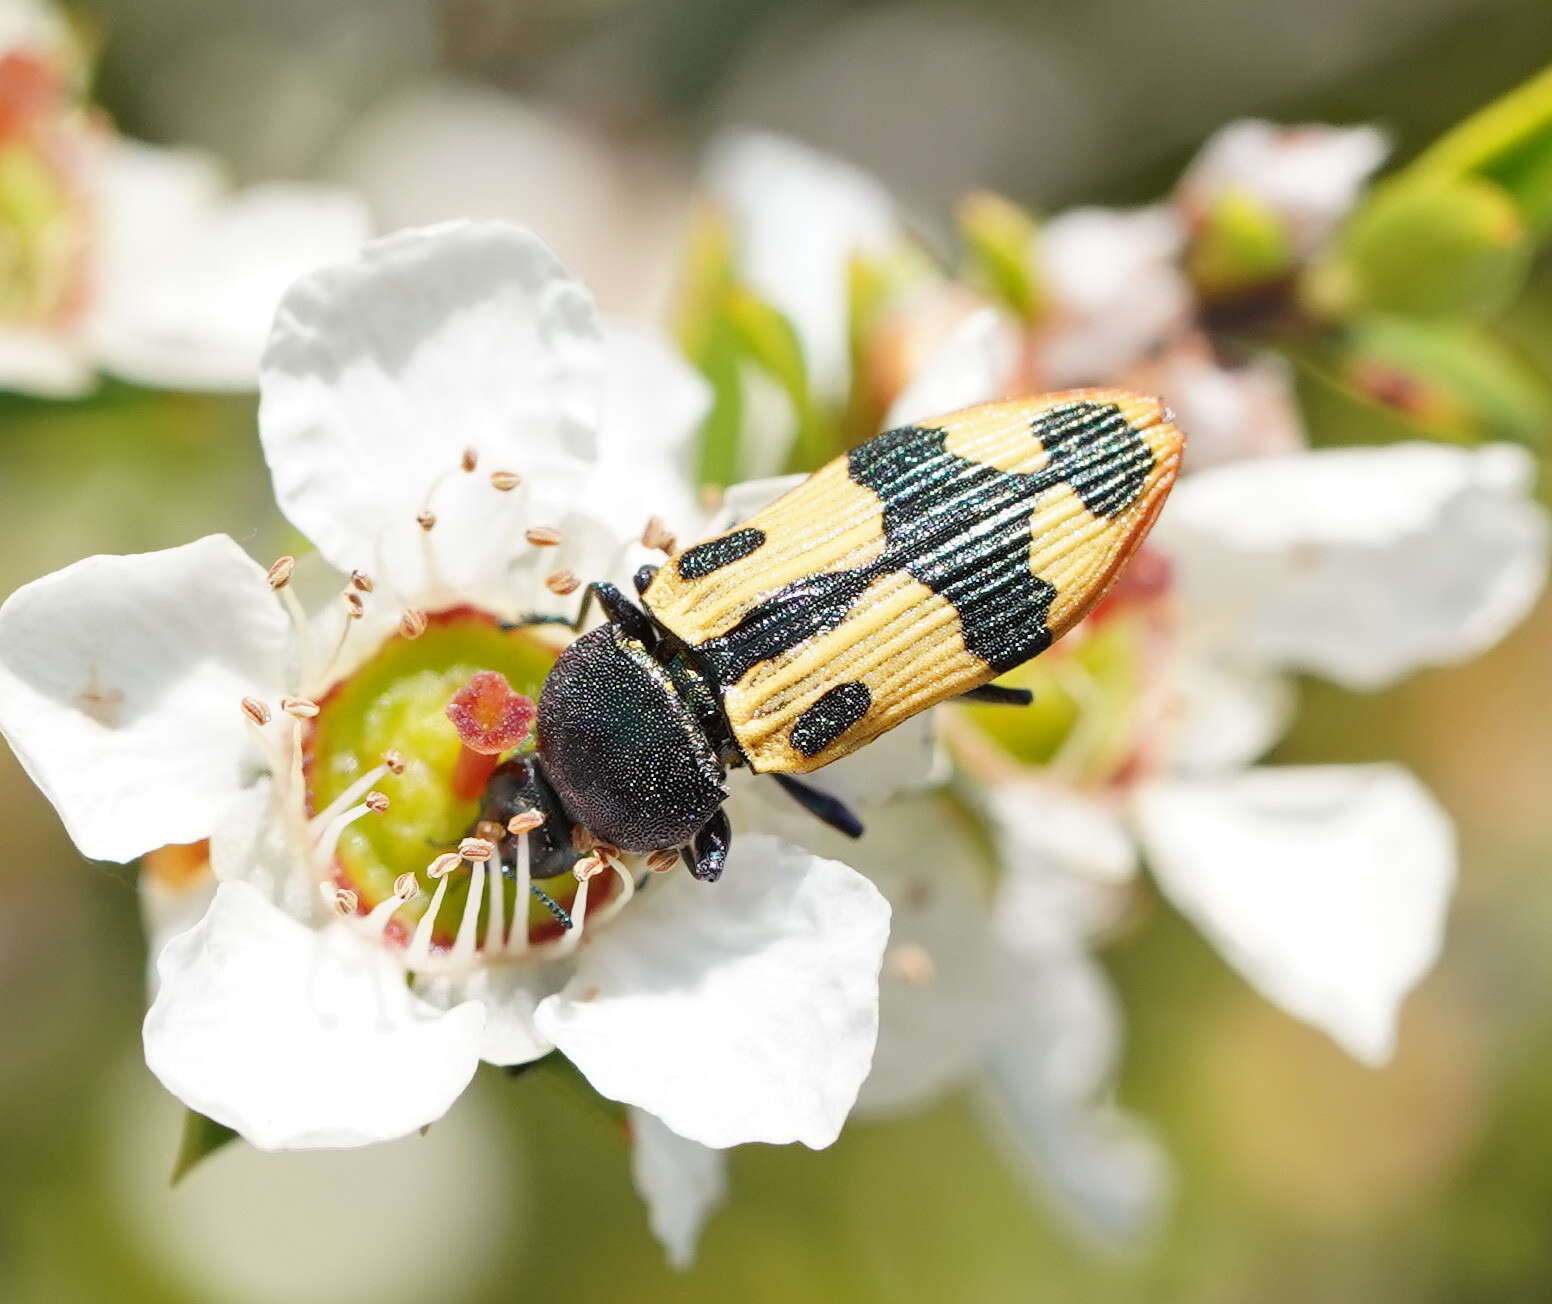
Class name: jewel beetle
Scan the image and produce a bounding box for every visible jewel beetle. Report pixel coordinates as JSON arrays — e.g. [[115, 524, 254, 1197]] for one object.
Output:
[[510, 388, 1184, 882]]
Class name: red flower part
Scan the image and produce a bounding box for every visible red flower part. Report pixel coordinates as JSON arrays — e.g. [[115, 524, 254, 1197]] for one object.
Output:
[[446, 670, 536, 754]]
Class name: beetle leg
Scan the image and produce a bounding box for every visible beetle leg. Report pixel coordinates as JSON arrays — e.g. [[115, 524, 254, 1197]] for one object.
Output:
[[633, 563, 660, 595], [682, 809, 732, 882], [958, 683, 1034, 706], [772, 774, 864, 838], [507, 581, 658, 643]]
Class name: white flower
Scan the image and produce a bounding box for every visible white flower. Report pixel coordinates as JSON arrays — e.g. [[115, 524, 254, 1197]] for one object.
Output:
[[981, 440, 1549, 1066], [0, 8, 368, 396], [1032, 206, 1192, 387], [327, 78, 689, 322], [705, 129, 900, 402], [0, 221, 891, 1266], [1177, 119, 1389, 253]]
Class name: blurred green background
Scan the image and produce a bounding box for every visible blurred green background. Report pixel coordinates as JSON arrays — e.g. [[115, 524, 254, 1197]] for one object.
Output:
[[3, 1, 1552, 1300]]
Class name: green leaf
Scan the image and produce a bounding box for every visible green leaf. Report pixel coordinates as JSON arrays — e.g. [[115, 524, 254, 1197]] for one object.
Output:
[[956, 190, 1046, 321], [1337, 176, 1531, 318], [1320, 314, 1552, 446], [1405, 63, 1552, 235], [1186, 188, 1295, 298], [171, 1109, 239, 1185]]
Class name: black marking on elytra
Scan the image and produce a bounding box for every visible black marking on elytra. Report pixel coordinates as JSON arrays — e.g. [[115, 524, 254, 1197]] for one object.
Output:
[[791, 681, 872, 757], [677, 527, 767, 580], [691, 401, 1154, 691]]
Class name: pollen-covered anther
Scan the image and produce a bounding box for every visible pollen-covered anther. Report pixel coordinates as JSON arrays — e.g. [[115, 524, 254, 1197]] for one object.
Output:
[[474, 819, 506, 843], [460, 446, 478, 474], [240, 697, 271, 727], [399, 608, 428, 640], [887, 941, 936, 987], [545, 569, 580, 596], [349, 569, 375, 594], [641, 516, 676, 554], [427, 852, 461, 880], [364, 790, 390, 813], [343, 591, 365, 619], [507, 810, 544, 836], [332, 888, 360, 918], [281, 695, 320, 719], [416, 510, 437, 532], [646, 849, 679, 874], [266, 556, 295, 590], [573, 854, 604, 882], [382, 748, 406, 775], [489, 470, 521, 492], [459, 836, 496, 863], [393, 872, 420, 900], [525, 526, 562, 547]]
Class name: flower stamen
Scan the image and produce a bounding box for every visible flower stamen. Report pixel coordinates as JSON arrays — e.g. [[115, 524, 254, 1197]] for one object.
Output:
[[308, 760, 390, 834]]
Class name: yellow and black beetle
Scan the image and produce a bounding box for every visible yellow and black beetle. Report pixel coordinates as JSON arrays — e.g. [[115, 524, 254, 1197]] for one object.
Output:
[[515, 388, 1183, 882]]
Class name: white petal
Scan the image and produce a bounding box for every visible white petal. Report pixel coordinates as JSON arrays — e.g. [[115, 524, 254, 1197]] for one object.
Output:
[[415, 966, 556, 1067], [629, 1108, 728, 1270], [590, 319, 710, 537], [208, 779, 319, 923], [858, 828, 1019, 1114], [326, 78, 689, 321], [884, 307, 1018, 430], [1160, 651, 1295, 773], [1155, 442, 1551, 690], [259, 220, 603, 600], [1036, 206, 1190, 385], [536, 834, 890, 1149], [1152, 351, 1306, 471], [91, 179, 371, 392], [706, 130, 897, 400], [979, 946, 1168, 1245], [0, 326, 94, 397], [0, 536, 287, 862], [138, 861, 217, 999], [1136, 766, 1455, 1064], [1179, 119, 1388, 252], [988, 781, 1138, 887], [145, 882, 486, 1149]]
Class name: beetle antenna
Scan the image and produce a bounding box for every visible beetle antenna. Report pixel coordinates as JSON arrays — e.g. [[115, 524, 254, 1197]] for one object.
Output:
[[529, 880, 574, 930]]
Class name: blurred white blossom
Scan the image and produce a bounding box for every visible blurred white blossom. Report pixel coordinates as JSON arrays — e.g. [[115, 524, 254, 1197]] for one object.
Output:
[[0, 0, 367, 396]]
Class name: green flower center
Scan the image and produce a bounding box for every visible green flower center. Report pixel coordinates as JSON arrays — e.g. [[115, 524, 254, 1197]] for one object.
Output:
[[0, 57, 89, 329], [960, 580, 1169, 788], [305, 607, 616, 953]]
